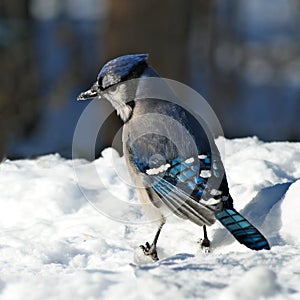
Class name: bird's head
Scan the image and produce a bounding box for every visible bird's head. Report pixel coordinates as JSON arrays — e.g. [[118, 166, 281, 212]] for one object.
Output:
[[77, 54, 151, 122]]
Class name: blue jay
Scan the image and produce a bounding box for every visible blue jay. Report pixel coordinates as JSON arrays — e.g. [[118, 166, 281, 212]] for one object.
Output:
[[78, 54, 270, 260]]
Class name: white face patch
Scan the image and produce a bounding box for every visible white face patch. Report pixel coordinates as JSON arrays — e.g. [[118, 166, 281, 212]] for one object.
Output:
[[198, 154, 207, 159], [104, 85, 132, 122], [146, 163, 171, 175]]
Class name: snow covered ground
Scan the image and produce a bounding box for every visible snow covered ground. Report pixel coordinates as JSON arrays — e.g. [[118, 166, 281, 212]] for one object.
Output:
[[0, 137, 300, 300]]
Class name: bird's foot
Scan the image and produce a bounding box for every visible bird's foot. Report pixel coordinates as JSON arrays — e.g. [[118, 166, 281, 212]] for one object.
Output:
[[140, 242, 159, 261], [200, 238, 211, 253]]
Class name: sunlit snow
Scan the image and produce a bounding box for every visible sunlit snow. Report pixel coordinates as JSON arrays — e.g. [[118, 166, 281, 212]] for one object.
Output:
[[0, 137, 299, 299]]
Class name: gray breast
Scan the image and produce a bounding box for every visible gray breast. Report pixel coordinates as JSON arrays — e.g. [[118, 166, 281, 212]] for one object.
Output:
[[123, 98, 211, 173]]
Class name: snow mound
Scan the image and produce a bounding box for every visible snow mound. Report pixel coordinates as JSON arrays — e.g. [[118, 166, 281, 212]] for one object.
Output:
[[0, 137, 299, 299], [220, 266, 280, 300]]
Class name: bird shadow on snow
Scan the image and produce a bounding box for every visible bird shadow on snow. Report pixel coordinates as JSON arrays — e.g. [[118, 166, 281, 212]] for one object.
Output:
[[132, 253, 210, 273], [213, 182, 293, 249], [133, 253, 193, 268]]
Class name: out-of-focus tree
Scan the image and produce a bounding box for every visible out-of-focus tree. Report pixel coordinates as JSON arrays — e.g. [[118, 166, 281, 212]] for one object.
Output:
[[106, 0, 191, 82], [0, 0, 39, 160], [6, 0, 111, 159], [208, 0, 300, 140], [2, 0, 300, 161]]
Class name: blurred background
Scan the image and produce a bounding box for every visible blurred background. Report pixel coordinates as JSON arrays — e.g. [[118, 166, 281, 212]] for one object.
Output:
[[1, 0, 300, 160]]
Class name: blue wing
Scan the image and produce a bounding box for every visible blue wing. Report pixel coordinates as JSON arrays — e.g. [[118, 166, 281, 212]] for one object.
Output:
[[142, 152, 226, 226], [150, 175, 217, 226], [126, 99, 270, 250], [141, 154, 270, 250]]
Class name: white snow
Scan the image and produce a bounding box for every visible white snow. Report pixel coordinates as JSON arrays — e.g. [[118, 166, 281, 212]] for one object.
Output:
[[185, 157, 195, 164], [146, 163, 171, 175], [200, 170, 212, 178], [0, 137, 300, 300]]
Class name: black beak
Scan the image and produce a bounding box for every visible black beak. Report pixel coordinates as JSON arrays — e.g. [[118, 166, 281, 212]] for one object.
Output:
[[77, 82, 100, 101]]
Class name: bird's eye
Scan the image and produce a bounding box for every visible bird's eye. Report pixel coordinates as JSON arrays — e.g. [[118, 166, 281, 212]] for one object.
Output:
[[108, 85, 118, 93]]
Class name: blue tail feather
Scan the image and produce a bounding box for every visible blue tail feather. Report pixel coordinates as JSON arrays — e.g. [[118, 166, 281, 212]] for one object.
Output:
[[216, 208, 270, 250]]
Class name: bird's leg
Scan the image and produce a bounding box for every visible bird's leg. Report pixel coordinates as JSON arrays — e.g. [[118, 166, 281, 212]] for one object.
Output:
[[201, 225, 211, 253], [140, 221, 165, 261]]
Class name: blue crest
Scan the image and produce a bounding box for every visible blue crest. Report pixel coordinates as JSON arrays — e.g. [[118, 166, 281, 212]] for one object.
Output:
[[97, 54, 148, 90]]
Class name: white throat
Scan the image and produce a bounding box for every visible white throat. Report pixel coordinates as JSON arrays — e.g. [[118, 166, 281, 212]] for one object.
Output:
[[104, 84, 133, 122]]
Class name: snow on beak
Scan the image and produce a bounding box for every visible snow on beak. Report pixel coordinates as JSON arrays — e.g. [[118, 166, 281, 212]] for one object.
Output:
[[77, 82, 101, 101]]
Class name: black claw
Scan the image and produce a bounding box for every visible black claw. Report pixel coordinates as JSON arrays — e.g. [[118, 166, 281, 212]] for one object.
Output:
[[201, 238, 210, 248], [200, 225, 211, 253], [201, 238, 211, 253], [140, 242, 159, 261], [139, 223, 164, 262]]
